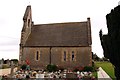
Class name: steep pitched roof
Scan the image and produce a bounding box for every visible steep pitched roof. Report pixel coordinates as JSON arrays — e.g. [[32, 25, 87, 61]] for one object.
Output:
[[24, 21, 92, 47]]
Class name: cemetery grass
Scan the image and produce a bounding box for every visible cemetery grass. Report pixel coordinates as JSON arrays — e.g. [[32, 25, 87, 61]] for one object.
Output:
[[95, 61, 115, 79], [92, 71, 97, 78]]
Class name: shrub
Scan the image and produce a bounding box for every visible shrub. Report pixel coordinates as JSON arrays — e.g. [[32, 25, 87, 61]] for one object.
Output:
[[84, 66, 93, 72], [46, 64, 58, 72], [21, 64, 27, 70]]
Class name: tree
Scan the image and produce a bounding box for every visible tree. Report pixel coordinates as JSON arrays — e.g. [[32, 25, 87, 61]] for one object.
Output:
[[11, 59, 18, 65], [92, 53, 100, 61], [102, 57, 109, 61], [99, 5, 120, 79]]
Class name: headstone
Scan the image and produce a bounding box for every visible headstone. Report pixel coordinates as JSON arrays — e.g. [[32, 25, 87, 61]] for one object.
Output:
[[0, 61, 3, 69], [10, 61, 14, 78], [36, 73, 44, 78]]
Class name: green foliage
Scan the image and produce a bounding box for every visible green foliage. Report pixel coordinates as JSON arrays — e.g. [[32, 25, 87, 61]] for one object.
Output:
[[11, 59, 18, 64], [84, 66, 93, 72], [46, 64, 58, 72], [21, 64, 27, 70], [73, 66, 94, 72]]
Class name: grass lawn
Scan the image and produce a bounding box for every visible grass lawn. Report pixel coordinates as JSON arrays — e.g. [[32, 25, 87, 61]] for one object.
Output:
[[92, 71, 97, 78], [95, 61, 116, 79]]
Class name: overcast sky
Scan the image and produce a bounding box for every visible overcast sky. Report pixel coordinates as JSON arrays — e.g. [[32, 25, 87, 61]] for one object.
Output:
[[0, 0, 119, 59]]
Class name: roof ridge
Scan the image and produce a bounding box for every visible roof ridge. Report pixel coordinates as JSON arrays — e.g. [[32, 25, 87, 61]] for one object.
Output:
[[33, 21, 87, 26]]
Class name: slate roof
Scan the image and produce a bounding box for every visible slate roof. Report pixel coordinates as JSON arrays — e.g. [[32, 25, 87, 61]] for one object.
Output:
[[24, 21, 92, 47]]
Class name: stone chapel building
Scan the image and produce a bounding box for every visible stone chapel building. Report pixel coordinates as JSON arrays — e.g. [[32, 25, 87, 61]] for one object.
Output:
[[19, 5, 92, 70]]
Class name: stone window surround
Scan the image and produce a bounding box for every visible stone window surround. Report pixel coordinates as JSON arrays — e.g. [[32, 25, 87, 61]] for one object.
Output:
[[35, 50, 40, 61], [62, 50, 76, 62]]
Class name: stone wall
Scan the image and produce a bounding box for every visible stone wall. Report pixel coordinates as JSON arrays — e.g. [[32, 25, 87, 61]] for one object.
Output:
[[23, 47, 50, 70], [51, 47, 92, 68], [22, 46, 92, 70]]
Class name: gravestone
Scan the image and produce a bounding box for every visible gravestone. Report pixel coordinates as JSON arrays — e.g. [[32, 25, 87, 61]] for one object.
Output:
[[10, 61, 14, 78], [0, 60, 3, 69], [99, 5, 120, 79]]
